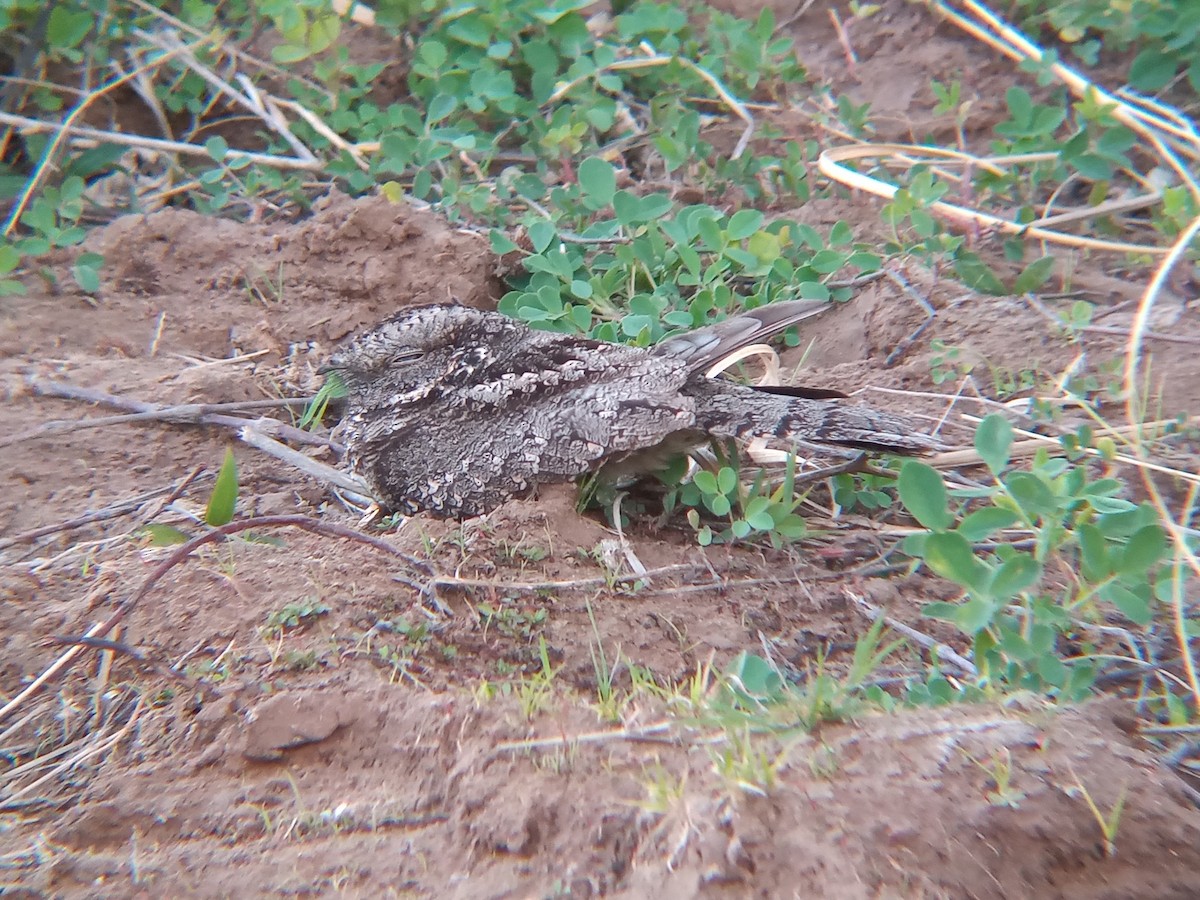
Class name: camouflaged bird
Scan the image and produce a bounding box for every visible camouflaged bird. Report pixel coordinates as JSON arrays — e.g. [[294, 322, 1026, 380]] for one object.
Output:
[[321, 300, 939, 518]]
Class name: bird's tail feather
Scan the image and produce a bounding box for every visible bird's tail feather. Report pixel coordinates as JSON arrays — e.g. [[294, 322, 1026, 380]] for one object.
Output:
[[692, 381, 941, 454]]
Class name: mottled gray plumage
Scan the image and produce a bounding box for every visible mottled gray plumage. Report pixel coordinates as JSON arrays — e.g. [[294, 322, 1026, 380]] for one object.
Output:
[[322, 300, 938, 518]]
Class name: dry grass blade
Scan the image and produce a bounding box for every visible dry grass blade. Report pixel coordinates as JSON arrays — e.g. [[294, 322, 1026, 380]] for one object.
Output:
[[1, 691, 143, 811], [0, 111, 326, 171], [1, 38, 198, 237]]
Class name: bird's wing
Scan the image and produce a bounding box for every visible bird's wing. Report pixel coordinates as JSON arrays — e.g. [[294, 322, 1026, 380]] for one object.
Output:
[[651, 299, 831, 376]]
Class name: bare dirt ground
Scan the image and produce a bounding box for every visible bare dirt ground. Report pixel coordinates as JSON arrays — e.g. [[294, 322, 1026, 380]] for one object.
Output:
[[4, 1, 1200, 897]]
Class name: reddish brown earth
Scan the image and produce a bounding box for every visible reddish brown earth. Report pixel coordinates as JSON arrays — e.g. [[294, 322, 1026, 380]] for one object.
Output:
[[4, 1, 1200, 897]]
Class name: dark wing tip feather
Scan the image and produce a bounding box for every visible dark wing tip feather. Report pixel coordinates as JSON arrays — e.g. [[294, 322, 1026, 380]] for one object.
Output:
[[653, 299, 831, 374]]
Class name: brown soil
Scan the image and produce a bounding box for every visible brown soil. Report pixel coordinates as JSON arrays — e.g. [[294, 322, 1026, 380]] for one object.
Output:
[[4, 1, 1200, 897]]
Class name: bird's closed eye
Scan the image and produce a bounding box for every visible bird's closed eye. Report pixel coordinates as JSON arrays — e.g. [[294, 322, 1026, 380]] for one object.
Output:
[[389, 349, 424, 366]]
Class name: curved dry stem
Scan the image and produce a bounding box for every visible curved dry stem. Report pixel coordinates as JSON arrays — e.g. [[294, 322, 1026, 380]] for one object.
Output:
[[818, 143, 1168, 256]]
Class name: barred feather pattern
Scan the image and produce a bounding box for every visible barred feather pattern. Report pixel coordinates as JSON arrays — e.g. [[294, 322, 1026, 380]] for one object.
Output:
[[323, 301, 938, 517]]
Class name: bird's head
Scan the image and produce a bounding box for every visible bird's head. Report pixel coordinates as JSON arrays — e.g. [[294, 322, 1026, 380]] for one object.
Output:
[[319, 304, 494, 402]]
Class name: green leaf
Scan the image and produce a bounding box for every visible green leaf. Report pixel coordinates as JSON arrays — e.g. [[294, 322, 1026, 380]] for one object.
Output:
[[726, 209, 764, 241], [1005, 472, 1056, 520], [726, 651, 784, 702], [955, 596, 996, 633], [974, 414, 1013, 476], [716, 467, 738, 494], [1102, 583, 1152, 625], [307, 14, 340, 53], [426, 92, 457, 124], [1077, 523, 1110, 581], [954, 253, 1006, 295], [743, 496, 774, 531], [696, 215, 724, 250], [1130, 48, 1179, 92], [72, 263, 100, 294], [489, 229, 519, 254], [1036, 653, 1067, 688], [956, 507, 1018, 542], [577, 156, 616, 206], [693, 470, 718, 495], [1012, 256, 1055, 294], [708, 494, 731, 517], [271, 43, 310, 64], [921, 601, 960, 622], [639, 194, 673, 220], [205, 136, 229, 162], [898, 461, 953, 531], [47, 6, 93, 47], [528, 220, 556, 253], [989, 553, 1042, 600], [138, 524, 190, 546], [1006, 86, 1032, 123], [924, 531, 990, 592], [612, 190, 641, 225], [0, 243, 19, 274], [205, 448, 239, 527], [419, 39, 447, 69], [1118, 524, 1167, 576]]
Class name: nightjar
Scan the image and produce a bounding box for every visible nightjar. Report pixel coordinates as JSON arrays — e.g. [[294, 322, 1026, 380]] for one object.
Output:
[[321, 300, 939, 518]]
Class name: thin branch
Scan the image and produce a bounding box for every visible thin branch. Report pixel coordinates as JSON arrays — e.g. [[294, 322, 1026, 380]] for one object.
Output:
[[0, 467, 205, 552], [237, 426, 372, 499], [4, 396, 315, 448], [26, 377, 336, 448], [845, 589, 977, 677]]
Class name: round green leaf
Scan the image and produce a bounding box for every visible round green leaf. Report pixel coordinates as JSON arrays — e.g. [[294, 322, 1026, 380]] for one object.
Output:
[[205, 136, 229, 162], [489, 229, 519, 254], [717, 467, 738, 494], [956, 507, 1018, 542], [578, 157, 616, 206], [612, 190, 641, 226], [708, 494, 732, 517], [271, 44, 310, 64], [527, 220, 557, 254], [419, 39, 447, 69], [898, 461, 953, 531], [989, 554, 1042, 600], [726, 209, 764, 241], [1130, 48, 1179, 92], [923, 531, 990, 592], [974, 414, 1013, 476], [1118, 524, 1167, 576], [72, 264, 100, 294], [693, 470, 718, 495], [1102, 583, 1152, 625]]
